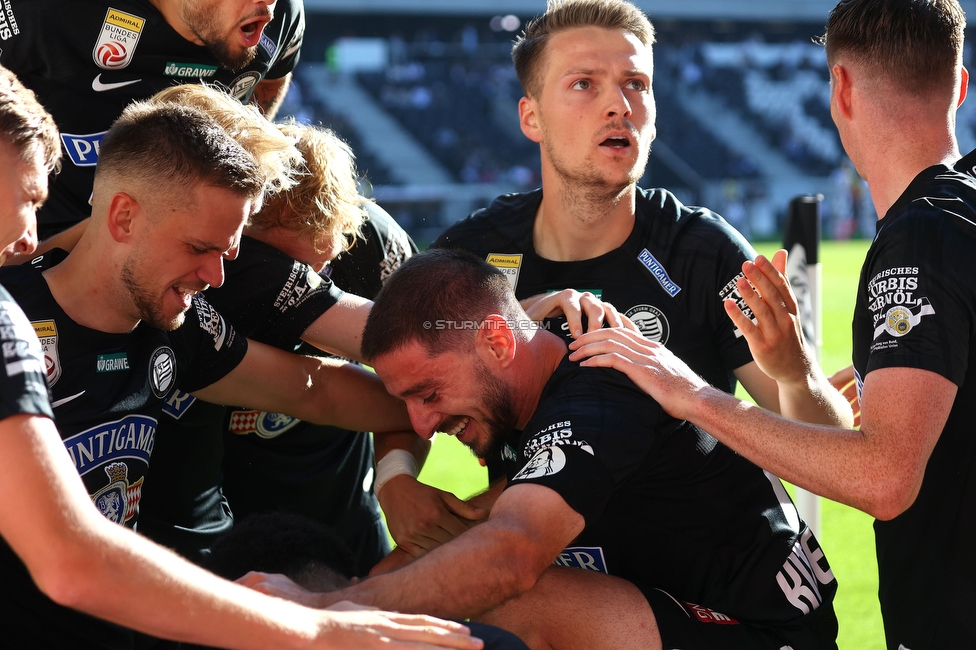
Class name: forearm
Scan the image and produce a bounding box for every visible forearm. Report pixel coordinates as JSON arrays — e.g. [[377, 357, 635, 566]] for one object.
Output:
[[304, 359, 411, 431], [682, 385, 894, 516], [310, 521, 537, 619], [59, 523, 323, 649], [776, 362, 855, 428]]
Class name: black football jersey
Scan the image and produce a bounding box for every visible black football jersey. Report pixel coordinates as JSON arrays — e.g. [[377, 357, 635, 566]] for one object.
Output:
[[0, 0, 304, 230]]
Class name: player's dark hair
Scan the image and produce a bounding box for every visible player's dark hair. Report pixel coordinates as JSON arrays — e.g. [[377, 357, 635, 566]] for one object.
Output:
[[0, 64, 60, 174], [820, 0, 965, 95], [361, 248, 525, 361], [95, 100, 263, 199], [512, 0, 655, 98], [204, 512, 356, 583]]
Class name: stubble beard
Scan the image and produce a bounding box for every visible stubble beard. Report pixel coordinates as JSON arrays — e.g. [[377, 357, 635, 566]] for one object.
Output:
[[543, 133, 649, 207], [184, 2, 258, 72], [120, 257, 185, 331], [468, 362, 519, 461]]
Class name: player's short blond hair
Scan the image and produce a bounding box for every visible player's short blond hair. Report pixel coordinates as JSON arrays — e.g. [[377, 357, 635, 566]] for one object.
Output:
[[150, 83, 301, 197], [250, 121, 367, 256], [0, 64, 60, 173]]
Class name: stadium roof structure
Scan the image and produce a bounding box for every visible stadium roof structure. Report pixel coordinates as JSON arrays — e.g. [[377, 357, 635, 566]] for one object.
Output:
[[306, 0, 976, 22]]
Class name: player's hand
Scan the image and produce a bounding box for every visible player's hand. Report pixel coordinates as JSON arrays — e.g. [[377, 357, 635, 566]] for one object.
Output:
[[829, 364, 861, 427], [315, 608, 484, 649], [238, 571, 323, 607], [368, 546, 415, 576], [522, 289, 637, 339], [377, 475, 487, 557], [725, 251, 810, 386], [568, 327, 708, 421]]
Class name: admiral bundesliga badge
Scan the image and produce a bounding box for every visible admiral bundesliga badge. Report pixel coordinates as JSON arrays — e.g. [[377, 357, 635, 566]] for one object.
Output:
[[93, 7, 145, 70]]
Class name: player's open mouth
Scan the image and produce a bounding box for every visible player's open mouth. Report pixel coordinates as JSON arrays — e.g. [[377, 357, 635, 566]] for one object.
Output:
[[173, 287, 201, 310], [239, 17, 270, 48], [443, 416, 470, 439], [600, 135, 631, 149]]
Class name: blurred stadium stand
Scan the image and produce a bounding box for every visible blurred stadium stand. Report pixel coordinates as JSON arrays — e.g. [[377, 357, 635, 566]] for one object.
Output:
[[275, 1, 976, 243]]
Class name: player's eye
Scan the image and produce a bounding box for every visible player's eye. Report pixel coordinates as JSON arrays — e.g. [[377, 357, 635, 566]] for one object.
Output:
[[626, 79, 648, 91], [571, 79, 591, 90], [422, 392, 438, 405]]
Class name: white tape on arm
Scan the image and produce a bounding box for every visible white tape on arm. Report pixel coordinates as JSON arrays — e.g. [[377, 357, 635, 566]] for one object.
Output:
[[374, 448, 420, 495]]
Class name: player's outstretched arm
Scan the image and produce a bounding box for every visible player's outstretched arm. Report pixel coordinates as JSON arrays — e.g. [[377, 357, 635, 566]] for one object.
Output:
[[569, 327, 953, 519], [193, 339, 412, 432], [727, 250, 853, 427], [243, 483, 583, 620], [0, 413, 481, 649]]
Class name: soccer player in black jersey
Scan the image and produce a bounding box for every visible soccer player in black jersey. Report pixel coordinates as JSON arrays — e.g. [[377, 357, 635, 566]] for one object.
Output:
[[0, 64, 483, 650], [242, 248, 840, 650], [433, 0, 849, 441], [0, 0, 304, 236], [573, 1, 976, 648]]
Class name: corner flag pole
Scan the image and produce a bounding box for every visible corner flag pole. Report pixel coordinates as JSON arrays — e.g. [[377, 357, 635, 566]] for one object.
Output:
[[783, 194, 823, 537]]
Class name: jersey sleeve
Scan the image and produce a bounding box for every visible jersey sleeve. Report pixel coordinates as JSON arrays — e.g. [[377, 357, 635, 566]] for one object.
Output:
[[263, 0, 304, 80], [685, 209, 758, 374], [206, 238, 343, 348], [0, 288, 54, 421], [860, 209, 974, 386], [169, 295, 249, 392], [506, 365, 675, 525]]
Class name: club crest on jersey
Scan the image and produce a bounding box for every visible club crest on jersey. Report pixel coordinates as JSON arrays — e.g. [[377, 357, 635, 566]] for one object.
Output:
[[486, 253, 522, 291], [149, 346, 176, 398], [624, 304, 670, 344], [637, 249, 681, 297], [92, 8, 145, 70], [229, 71, 262, 100], [513, 445, 567, 481], [30, 319, 61, 386], [228, 409, 300, 438], [91, 462, 142, 525]]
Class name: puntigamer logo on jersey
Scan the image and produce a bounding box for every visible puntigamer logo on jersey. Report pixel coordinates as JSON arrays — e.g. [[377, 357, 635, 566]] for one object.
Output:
[[93, 7, 145, 70], [164, 62, 218, 79]]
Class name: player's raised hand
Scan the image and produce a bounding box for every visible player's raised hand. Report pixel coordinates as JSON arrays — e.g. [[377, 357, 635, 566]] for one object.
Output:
[[568, 327, 708, 421], [725, 250, 810, 386]]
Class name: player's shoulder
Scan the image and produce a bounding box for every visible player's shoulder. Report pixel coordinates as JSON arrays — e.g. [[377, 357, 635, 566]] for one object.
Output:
[[634, 187, 751, 256], [433, 190, 540, 253]]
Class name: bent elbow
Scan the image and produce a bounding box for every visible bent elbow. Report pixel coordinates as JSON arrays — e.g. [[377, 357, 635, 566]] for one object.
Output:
[[866, 479, 920, 521], [30, 553, 99, 610]]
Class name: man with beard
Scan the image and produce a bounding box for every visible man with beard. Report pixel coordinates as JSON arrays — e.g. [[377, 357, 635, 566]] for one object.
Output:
[[0, 0, 303, 238], [0, 95, 450, 647], [433, 0, 849, 442], [242, 248, 841, 650], [0, 64, 484, 650]]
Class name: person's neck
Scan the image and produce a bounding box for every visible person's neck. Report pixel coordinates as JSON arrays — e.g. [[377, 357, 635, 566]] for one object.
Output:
[[532, 173, 637, 261], [863, 122, 961, 219], [512, 330, 570, 431], [42, 233, 139, 334], [147, 0, 201, 45]]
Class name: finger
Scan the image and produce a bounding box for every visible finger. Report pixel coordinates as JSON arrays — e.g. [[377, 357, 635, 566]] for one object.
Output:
[[569, 324, 650, 350], [600, 302, 625, 329], [751, 255, 799, 315], [723, 296, 760, 339], [560, 290, 585, 339], [733, 274, 775, 333], [577, 291, 607, 335], [440, 493, 489, 522], [619, 313, 640, 334], [771, 248, 788, 274]]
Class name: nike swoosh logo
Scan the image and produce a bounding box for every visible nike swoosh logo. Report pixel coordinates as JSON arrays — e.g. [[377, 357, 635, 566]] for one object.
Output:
[[51, 390, 86, 408], [92, 74, 141, 92]]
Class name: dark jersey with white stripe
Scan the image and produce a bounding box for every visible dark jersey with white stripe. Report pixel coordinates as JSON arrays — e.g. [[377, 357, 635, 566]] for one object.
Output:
[[0, 0, 304, 232], [502, 355, 838, 639], [855, 157, 976, 649], [0, 252, 247, 648], [433, 188, 757, 395]]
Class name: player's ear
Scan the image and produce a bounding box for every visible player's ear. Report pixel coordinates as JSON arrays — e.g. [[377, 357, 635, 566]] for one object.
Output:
[[106, 192, 138, 243], [519, 96, 543, 143], [831, 63, 854, 121], [477, 314, 517, 368], [958, 66, 969, 108]]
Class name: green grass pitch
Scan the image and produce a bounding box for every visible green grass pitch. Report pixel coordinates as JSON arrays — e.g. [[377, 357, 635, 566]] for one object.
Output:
[[415, 238, 881, 649]]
